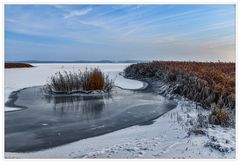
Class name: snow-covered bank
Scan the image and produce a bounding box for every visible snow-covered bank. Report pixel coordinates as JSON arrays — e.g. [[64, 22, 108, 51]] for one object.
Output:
[[4, 64, 144, 112]]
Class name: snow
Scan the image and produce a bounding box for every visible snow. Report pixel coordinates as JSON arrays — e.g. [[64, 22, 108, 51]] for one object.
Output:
[[4, 64, 235, 158], [4, 63, 143, 112]]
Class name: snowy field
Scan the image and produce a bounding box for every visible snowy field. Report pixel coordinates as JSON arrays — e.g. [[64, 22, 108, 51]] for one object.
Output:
[[4, 64, 236, 159]]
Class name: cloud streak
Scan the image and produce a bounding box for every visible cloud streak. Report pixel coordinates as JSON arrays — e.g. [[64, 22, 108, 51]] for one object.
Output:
[[64, 8, 92, 19]]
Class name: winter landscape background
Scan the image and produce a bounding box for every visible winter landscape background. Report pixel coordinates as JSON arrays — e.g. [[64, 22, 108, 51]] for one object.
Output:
[[4, 4, 236, 159]]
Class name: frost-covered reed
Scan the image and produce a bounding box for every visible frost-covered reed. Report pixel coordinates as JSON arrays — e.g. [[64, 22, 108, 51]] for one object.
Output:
[[45, 68, 114, 94]]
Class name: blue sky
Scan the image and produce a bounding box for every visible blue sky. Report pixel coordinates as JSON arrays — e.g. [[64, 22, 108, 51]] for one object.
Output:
[[5, 4, 236, 62]]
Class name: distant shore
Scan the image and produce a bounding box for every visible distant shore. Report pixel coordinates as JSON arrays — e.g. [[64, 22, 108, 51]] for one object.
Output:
[[5, 63, 34, 68], [5, 60, 143, 64]]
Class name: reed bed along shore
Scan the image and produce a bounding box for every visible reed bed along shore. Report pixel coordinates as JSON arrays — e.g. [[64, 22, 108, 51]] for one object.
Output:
[[124, 61, 235, 127]]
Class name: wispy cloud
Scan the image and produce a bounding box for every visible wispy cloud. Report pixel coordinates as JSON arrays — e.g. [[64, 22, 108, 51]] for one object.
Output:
[[64, 8, 92, 19]]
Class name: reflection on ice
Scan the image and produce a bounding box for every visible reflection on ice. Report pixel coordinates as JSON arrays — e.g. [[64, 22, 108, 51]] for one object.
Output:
[[45, 95, 111, 119]]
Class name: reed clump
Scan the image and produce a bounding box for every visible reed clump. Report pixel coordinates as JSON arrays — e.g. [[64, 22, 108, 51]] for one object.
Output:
[[45, 68, 114, 94]]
